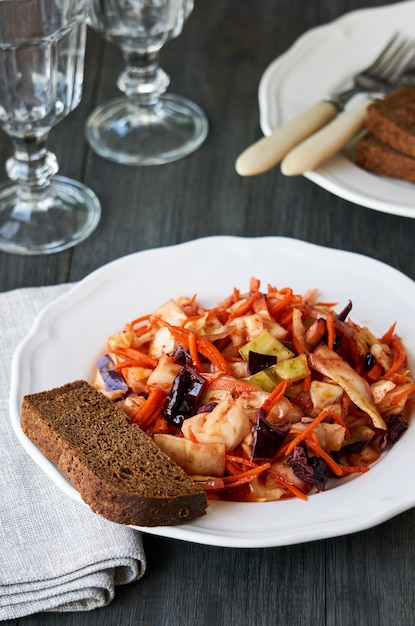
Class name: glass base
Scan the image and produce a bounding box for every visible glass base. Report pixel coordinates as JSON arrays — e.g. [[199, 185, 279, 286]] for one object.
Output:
[[0, 176, 101, 255], [85, 93, 208, 165]]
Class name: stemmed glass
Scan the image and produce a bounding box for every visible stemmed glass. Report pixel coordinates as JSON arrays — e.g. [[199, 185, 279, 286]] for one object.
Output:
[[86, 0, 208, 165], [0, 0, 101, 255]]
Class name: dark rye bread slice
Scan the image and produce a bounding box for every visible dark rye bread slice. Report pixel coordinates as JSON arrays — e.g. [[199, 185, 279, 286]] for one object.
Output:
[[364, 85, 415, 158], [355, 133, 415, 184], [21, 380, 207, 526]]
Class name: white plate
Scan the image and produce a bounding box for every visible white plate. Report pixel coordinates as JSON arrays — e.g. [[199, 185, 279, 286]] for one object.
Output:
[[259, 0, 415, 218], [10, 236, 415, 548]]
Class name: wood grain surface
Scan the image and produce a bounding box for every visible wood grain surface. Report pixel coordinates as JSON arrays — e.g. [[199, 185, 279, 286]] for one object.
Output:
[[2, 2, 415, 625]]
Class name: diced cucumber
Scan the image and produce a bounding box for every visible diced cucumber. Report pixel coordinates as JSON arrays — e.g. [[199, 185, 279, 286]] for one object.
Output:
[[244, 368, 278, 392], [239, 330, 294, 362], [273, 353, 310, 381]]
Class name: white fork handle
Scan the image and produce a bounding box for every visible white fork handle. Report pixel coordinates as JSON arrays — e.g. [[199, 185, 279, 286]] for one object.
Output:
[[235, 101, 338, 176], [280, 99, 371, 176]]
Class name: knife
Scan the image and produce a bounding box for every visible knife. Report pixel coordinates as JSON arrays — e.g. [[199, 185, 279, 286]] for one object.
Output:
[[235, 100, 339, 176], [280, 98, 370, 176]]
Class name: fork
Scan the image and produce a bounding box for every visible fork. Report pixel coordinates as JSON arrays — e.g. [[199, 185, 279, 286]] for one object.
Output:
[[235, 32, 415, 176], [280, 34, 415, 176]]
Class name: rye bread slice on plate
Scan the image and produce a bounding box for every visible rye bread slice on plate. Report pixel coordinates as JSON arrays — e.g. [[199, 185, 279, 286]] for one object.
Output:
[[21, 380, 207, 526], [364, 85, 415, 158], [356, 133, 415, 184]]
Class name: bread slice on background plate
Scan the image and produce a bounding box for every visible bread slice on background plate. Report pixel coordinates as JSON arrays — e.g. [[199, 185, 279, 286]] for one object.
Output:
[[21, 380, 207, 527], [356, 133, 415, 184], [364, 85, 415, 158], [355, 85, 415, 184]]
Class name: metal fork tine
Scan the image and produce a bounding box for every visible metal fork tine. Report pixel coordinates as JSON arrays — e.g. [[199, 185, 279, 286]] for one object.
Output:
[[375, 39, 415, 82], [364, 32, 405, 75]]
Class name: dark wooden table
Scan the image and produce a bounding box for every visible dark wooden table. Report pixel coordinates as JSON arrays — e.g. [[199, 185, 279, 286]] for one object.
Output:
[[3, 1, 415, 624]]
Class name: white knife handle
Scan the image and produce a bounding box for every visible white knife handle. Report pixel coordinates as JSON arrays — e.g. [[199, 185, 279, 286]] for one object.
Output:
[[235, 100, 338, 176], [280, 99, 371, 176]]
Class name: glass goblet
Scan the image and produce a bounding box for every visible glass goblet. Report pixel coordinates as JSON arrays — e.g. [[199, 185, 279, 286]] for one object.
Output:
[[86, 0, 208, 165], [0, 0, 101, 255]]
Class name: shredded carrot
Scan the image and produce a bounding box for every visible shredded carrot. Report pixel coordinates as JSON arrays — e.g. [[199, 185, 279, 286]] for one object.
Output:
[[225, 458, 241, 476], [156, 319, 190, 346], [292, 307, 308, 355], [183, 313, 206, 326], [112, 347, 158, 369], [125, 313, 152, 333], [303, 374, 311, 392], [366, 363, 383, 382], [222, 462, 271, 485], [225, 355, 246, 363], [314, 301, 338, 308], [292, 332, 306, 356], [195, 334, 232, 375], [132, 387, 166, 429], [153, 415, 170, 433], [159, 319, 232, 376], [250, 277, 261, 292], [389, 384, 415, 407], [225, 453, 252, 464], [157, 319, 232, 375], [306, 433, 344, 477], [113, 359, 152, 371], [326, 314, 335, 350], [227, 291, 263, 321], [268, 469, 308, 501], [187, 293, 198, 307], [306, 433, 369, 477], [204, 375, 260, 394], [277, 308, 294, 328], [188, 330, 203, 371], [207, 463, 271, 491], [186, 425, 199, 444], [261, 380, 290, 413], [232, 287, 241, 303], [252, 294, 271, 316], [380, 322, 397, 345], [285, 410, 346, 456], [395, 369, 411, 385], [225, 454, 257, 472], [268, 288, 293, 318], [337, 464, 369, 475], [385, 337, 407, 377]]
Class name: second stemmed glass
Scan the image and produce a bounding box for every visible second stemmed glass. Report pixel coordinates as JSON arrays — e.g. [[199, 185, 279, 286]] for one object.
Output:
[[86, 0, 208, 166]]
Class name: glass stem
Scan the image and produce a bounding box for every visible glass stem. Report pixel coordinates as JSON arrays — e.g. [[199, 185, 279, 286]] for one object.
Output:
[[117, 50, 170, 109], [6, 133, 59, 211]]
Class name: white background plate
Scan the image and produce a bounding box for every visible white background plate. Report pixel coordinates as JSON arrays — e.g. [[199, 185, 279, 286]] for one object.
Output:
[[259, 0, 415, 218], [10, 237, 415, 547]]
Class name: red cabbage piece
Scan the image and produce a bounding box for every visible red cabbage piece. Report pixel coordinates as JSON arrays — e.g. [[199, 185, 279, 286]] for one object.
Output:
[[386, 414, 408, 444], [96, 354, 129, 392], [336, 300, 352, 322], [332, 300, 353, 350], [248, 351, 277, 375], [252, 408, 290, 460], [172, 345, 192, 366], [341, 440, 371, 454], [379, 414, 408, 449], [162, 364, 206, 426], [197, 402, 218, 414], [287, 444, 327, 491]]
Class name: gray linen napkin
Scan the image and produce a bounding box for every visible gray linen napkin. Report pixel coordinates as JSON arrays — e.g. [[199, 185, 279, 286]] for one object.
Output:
[[0, 285, 146, 620]]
